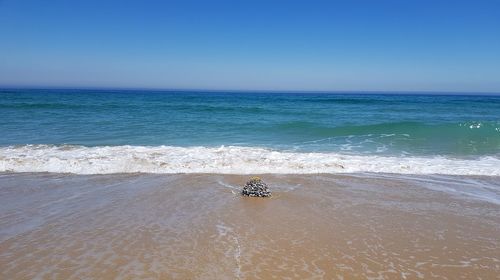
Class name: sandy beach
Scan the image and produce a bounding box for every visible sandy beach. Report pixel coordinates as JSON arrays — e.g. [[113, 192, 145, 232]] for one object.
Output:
[[1, 173, 498, 279]]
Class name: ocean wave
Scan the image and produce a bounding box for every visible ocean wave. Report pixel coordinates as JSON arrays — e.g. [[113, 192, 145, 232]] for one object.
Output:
[[0, 145, 499, 175], [268, 121, 500, 155], [273, 120, 500, 137]]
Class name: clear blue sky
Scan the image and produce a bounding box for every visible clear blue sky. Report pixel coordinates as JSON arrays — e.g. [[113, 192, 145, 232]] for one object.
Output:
[[1, 0, 499, 92]]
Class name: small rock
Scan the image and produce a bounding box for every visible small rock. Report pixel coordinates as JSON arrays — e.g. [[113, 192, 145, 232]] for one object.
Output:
[[241, 176, 271, 197]]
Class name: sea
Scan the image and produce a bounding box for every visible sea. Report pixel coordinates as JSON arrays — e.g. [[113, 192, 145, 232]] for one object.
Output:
[[0, 88, 499, 175]]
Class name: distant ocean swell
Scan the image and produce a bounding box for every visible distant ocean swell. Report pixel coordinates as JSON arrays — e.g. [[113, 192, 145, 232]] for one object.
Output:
[[274, 120, 500, 136], [272, 121, 500, 154], [1, 145, 499, 175]]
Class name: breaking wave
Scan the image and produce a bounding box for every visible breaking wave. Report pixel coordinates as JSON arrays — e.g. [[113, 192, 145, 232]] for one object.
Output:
[[1, 145, 499, 175]]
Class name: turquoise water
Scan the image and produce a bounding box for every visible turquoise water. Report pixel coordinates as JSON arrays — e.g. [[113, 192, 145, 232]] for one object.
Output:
[[1, 89, 499, 157]]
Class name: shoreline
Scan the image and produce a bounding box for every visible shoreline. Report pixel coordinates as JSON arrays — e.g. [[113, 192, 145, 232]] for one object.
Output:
[[1, 173, 499, 279], [2, 144, 500, 176]]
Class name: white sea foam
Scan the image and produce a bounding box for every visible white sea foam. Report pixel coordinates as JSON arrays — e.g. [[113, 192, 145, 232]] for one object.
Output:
[[0, 145, 499, 175]]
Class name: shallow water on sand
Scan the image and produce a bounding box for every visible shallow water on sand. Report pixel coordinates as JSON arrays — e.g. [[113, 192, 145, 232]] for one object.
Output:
[[0, 173, 499, 279]]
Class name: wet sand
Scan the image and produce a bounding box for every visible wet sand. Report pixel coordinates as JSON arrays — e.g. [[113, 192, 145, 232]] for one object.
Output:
[[0, 173, 499, 279]]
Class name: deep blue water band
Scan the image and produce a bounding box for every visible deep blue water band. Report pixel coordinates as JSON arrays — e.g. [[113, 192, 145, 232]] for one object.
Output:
[[1, 89, 499, 157]]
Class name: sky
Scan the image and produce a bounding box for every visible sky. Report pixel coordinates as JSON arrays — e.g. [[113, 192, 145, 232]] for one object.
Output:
[[0, 0, 499, 92]]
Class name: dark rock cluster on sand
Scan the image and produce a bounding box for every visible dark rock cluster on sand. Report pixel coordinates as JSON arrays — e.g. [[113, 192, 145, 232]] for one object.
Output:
[[242, 177, 271, 197]]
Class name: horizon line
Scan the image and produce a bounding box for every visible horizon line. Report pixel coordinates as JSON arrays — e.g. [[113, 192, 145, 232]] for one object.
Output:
[[1, 85, 500, 96]]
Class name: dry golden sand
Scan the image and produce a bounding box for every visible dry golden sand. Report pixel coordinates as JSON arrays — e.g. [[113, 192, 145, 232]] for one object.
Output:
[[0, 173, 499, 279]]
